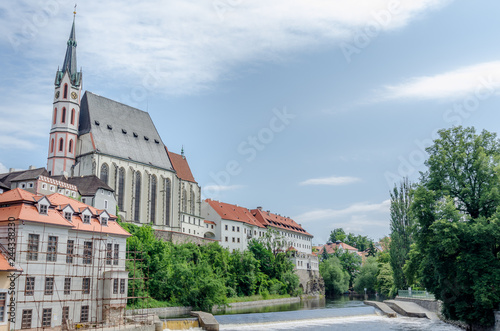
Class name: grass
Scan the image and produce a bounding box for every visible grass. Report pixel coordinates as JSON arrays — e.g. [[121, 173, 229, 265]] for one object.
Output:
[[126, 298, 174, 310], [226, 293, 291, 303]]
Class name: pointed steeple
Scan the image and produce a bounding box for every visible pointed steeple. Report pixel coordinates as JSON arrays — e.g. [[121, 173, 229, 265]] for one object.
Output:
[[55, 9, 82, 87]]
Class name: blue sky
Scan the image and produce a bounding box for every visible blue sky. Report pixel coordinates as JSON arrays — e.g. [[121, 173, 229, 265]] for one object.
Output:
[[2, 1, 500, 244]]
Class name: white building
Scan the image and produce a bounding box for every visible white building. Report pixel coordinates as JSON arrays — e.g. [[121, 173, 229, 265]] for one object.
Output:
[[0, 188, 130, 329], [202, 199, 267, 252]]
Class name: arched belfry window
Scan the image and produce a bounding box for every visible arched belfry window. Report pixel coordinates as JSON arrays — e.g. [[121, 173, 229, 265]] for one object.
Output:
[[150, 175, 157, 224], [134, 172, 141, 222], [68, 139, 73, 153], [58, 138, 64, 152], [71, 109, 75, 125], [164, 178, 171, 226], [100, 164, 109, 185], [61, 108, 66, 123], [63, 84, 68, 99], [118, 168, 125, 211], [53, 109, 57, 124], [50, 139, 54, 153]]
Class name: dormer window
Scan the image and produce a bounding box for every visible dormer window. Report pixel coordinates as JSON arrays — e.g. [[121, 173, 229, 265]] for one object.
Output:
[[101, 217, 108, 226], [83, 215, 90, 224], [64, 212, 72, 221], [40, 204, 48, 215]]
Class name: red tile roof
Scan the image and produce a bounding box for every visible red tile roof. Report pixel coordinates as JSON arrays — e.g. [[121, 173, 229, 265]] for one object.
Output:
[[317, 242, 358, 255], [167, 149, 196, 183], [205, 199, 265, 228], [0, 252, 21, 272], [0, 189, 130, 237], [204, 220, 216, 225], [251, 208, 312, 236]]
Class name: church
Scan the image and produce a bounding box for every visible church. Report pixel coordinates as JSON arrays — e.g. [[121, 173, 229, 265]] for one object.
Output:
[[47, 15, 205, 239]]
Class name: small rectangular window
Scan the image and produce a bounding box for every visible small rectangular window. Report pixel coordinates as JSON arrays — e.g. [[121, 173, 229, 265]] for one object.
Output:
[[232, 226, 235, 232], [46, 236, 58, 262], [64, 278, 71, 295], [113, 244, 119, 265], [0, 292, 6, 322], [232, 237, 235, 243], [66, 240, 74, 263], [83, 241, 92, 264], [44, 277, 54, 295], [225, 236, 228, 242], [80, 305, 89, 323], [106, 243, 112, 265], [113, 279, 118, 294], [101, 217, 108, 226], [237, 227, 240, 232], [225, 225, 228, 231], [83, 215, 90, 224], [64, 212, 72, 221], [62, 306, 69, 322], [82, 278, 90, 294], [237, 238, 240, 243], [27, 234, 39, 261], [21, 309, 32, 329], [25, 277, 35, 296], [40, 204, 48, 215], [42, 308, 52, 327], [120, 279, 126, 294]]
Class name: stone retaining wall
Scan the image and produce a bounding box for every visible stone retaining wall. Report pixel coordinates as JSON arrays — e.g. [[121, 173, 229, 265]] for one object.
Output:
[[295, 269, 325, 295], [154, 229, 219, 245]]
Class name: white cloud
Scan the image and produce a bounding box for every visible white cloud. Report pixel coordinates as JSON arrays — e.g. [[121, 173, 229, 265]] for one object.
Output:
[[0, 0, 451, 95], [300, 176, 361, 186], [295, 199, 390, 223], [377, 61, 500, 101], [0, 162, 7, 173]]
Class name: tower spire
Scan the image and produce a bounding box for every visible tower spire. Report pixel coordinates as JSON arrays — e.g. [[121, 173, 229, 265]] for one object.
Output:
[[55, 7, 82, 87]]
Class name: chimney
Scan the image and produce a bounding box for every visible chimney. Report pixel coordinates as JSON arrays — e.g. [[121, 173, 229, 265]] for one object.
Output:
[[9, 168, 15, 173], [257, 206, 262, 210], [29, 165, 36, 170]]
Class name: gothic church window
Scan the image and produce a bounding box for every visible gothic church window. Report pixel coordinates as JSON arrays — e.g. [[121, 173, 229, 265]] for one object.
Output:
[[190, 188, 195, 214], [71, 108, 75, 125], [164, 178, 171, 226], [100, 164, 109, 185], [53, 109, 57, 124], [61, 108, 66, 123], [68, 139, 73, 153], [63, 84, 68, 99], [182, 189, 187, 213], [150, 175, 157, 224], [118, 168, 125, 211], [134, 172, 141, 222], [59, 138, 64, 152]]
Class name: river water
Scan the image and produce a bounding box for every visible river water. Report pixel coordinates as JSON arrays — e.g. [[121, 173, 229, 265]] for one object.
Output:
[[211, 297, 462, 331]]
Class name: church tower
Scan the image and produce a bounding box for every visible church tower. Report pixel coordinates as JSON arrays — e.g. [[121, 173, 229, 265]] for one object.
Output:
[[47, 12, 83, 176]]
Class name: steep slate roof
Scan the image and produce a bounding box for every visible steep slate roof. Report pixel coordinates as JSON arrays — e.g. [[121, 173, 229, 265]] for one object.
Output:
[[0, 189, 130, 237], [252, 208, 312, 236], [205, 199, 265, 228], [79, 91, 173, 171], [65, 175, 114, 196], [0, 168, 49, 189], [167, 150, 196, 183]]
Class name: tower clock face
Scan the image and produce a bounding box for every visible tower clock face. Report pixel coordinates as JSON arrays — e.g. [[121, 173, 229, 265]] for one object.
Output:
[[71, 92, 78, 100], [55, 91, 60, 99]]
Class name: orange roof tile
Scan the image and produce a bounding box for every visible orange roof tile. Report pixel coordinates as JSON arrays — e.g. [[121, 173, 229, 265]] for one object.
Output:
[[0, 251, 21, 272], [317, 242, 359, 255], [0, 189, 130, 237], [205, 199, 265, 228], [0, 188, 36, 204], [204, 220, 216, 225], [251, 209, 312, 237], [167, 149, 196, 183]]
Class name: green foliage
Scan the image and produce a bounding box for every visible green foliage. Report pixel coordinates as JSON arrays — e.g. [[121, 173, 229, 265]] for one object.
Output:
[[319, 255, 349, 295], [336, 250, 362, 287], [329, 228, 374, 252], [329, 228, 346, 242], [124, 225, 301, 312], [376, 262, 395, 297], [407, 126, 500, 327], [353, 257, 378, 294], [389, 177, 415, 290]]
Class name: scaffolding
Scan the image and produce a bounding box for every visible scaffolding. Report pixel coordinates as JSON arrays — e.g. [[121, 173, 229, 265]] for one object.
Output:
[[0, 222, 155, 330]]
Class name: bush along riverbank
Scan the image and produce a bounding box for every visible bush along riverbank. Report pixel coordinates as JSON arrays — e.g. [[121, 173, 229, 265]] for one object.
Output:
[[122, 223, 302, 312]]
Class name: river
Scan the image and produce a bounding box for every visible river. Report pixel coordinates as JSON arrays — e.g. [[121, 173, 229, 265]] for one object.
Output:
[[210, 297, 462, 331]]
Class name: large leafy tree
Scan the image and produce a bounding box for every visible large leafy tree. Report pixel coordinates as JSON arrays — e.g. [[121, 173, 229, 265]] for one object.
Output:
[[319, 255, 349, 295], [389, 177, 414, 290], [409, 126, 500, 327]]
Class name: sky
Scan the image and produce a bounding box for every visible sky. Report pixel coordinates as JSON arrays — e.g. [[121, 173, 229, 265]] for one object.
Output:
[[1, 1, 500, 245]]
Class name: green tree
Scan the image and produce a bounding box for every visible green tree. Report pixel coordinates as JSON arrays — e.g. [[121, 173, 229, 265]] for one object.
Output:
[[353, 257, 378, 294], [389, 177, 414, 290], [329, 228, 346, 242], [335, 250, 362, 288], [409, 126, 500, 327], [319, 255, 349, 295]]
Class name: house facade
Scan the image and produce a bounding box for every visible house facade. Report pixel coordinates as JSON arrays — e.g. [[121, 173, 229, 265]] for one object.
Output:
[[0, 188, 130, 330]]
